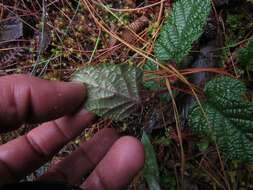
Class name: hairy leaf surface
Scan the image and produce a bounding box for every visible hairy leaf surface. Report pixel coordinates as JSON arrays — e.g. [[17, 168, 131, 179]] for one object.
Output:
[[72, 64, 143, 121], [154, 0, 211, 63], [188, 77, 253, 162], [238, 37, 253, 71]]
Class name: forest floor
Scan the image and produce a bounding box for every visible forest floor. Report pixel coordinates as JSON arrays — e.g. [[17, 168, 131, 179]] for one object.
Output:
[[0, 0, 253, 189]]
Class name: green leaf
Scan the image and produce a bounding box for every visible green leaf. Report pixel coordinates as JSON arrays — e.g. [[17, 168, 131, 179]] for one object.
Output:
[[238, 37, 253, 71], [154, 0, 211, 63], [188, 76, 253, 162], [72, 64, 143, 121], [141, 132, 161, 190]]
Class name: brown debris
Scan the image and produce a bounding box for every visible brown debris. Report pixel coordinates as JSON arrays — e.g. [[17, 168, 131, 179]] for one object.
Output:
[[121, 15, 149, 44]]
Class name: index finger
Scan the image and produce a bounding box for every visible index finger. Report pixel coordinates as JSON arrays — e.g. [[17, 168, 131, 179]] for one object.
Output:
[[0, 74, 86, 132]]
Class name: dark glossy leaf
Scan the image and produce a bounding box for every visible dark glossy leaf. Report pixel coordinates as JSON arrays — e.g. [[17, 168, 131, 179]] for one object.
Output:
[[141, 132, 161, 190]]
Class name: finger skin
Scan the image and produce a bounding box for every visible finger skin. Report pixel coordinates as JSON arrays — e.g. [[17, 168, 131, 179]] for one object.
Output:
[[39, 128, 120, 185], [0, 74, 86, 132], [0, 111, 93, 184], [81, 136, 145, 190]]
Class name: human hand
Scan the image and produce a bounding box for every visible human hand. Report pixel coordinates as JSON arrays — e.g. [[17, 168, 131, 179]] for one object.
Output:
[[0, 75, 144, 190]]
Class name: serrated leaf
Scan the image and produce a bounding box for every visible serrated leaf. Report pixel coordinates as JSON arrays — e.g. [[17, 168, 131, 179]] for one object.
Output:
[[238, 37, 253, 71], [141, 132, 161, 190], [188, 76, 253, 162], [72, 64, 143, 121], [154, 0, 211, 63]]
